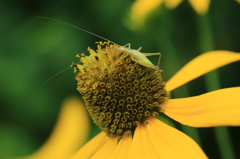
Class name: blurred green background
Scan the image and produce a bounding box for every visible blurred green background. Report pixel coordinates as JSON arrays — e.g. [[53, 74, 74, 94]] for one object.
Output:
[[0, 0, 240, 158]]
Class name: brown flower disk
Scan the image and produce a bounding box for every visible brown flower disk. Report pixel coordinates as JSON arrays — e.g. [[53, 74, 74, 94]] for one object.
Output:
[[73, 42, 168, 137]]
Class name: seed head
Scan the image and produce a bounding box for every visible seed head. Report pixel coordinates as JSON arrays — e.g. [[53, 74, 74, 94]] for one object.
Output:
[[72, 42, 168, 137]]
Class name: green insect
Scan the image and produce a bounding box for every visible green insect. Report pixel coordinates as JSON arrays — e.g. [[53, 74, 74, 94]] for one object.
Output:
[[39, 16, 162, 84], [117, 44, 162, 71], [39, 17, 167, 137]]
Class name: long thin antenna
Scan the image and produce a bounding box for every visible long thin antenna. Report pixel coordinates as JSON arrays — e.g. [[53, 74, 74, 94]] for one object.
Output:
[[36, 16, 119, 46], [43, 66, 72, 85]]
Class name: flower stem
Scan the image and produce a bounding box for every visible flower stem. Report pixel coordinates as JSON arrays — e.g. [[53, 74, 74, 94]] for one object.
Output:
[[197, 13, 236, 159], [155, 6, 202, 146]]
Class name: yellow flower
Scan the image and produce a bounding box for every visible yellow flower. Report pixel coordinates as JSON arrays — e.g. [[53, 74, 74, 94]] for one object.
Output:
[[14, 96, 90, 159], [164, 0, 183, 9], [128, 0, 184, 30], [128, 0, 164, 30], [71, 42, 240, 159], [165, 0, 210, 14], [129, 0, 238, 28]]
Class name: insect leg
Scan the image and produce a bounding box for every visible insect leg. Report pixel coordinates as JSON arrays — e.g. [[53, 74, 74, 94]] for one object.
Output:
[[123, 43, 131, 48], [137, 47, 142, 51], [142, 53, 161, 69], [133, 59, 160, 71]]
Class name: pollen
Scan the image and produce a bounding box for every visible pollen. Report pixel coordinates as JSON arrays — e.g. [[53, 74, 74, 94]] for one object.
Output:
[[72, 42, 168, 138]]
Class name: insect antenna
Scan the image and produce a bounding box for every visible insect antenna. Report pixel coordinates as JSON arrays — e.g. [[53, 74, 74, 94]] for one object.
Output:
[[43, 66, 73, 85], [36, 16, 120, 46], [36, 16, 120, 84]]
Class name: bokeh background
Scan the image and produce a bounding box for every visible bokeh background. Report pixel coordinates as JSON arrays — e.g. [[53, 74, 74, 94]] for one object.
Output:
[[0, 0, 240, 158]]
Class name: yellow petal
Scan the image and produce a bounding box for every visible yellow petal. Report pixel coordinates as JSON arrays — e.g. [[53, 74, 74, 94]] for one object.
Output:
[[127, 125, 142, 159], [188, 0, 210, 14], [20, 96, 90, 159], [162, 87, 240, 127], [91, 136, 118, 159], [130, 0, 163, 27], [147, 118, 207, 159], [127, 124, 158, 159], [164, 0, 183, 9], [109, 134, 132, 159], [71, 132, 107, 159], [139, 125, 159, 159], [236, 0, 240, 3], [166, 51, 240, 91]]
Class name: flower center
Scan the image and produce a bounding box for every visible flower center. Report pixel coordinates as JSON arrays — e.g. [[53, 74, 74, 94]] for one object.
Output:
[[72, 42, 168, 137]]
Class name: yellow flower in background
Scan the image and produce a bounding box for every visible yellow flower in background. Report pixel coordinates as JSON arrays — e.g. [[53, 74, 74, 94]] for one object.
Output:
[[14, 96, 90, 159], [128, 0, 163, 30], [165, 0, 239, 14], [187, 0, 210, 14], [165, 0, 210, 14], [71, 42, 240, 159], [164, 0, 182, 9], [129, 0, 239, 29]]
